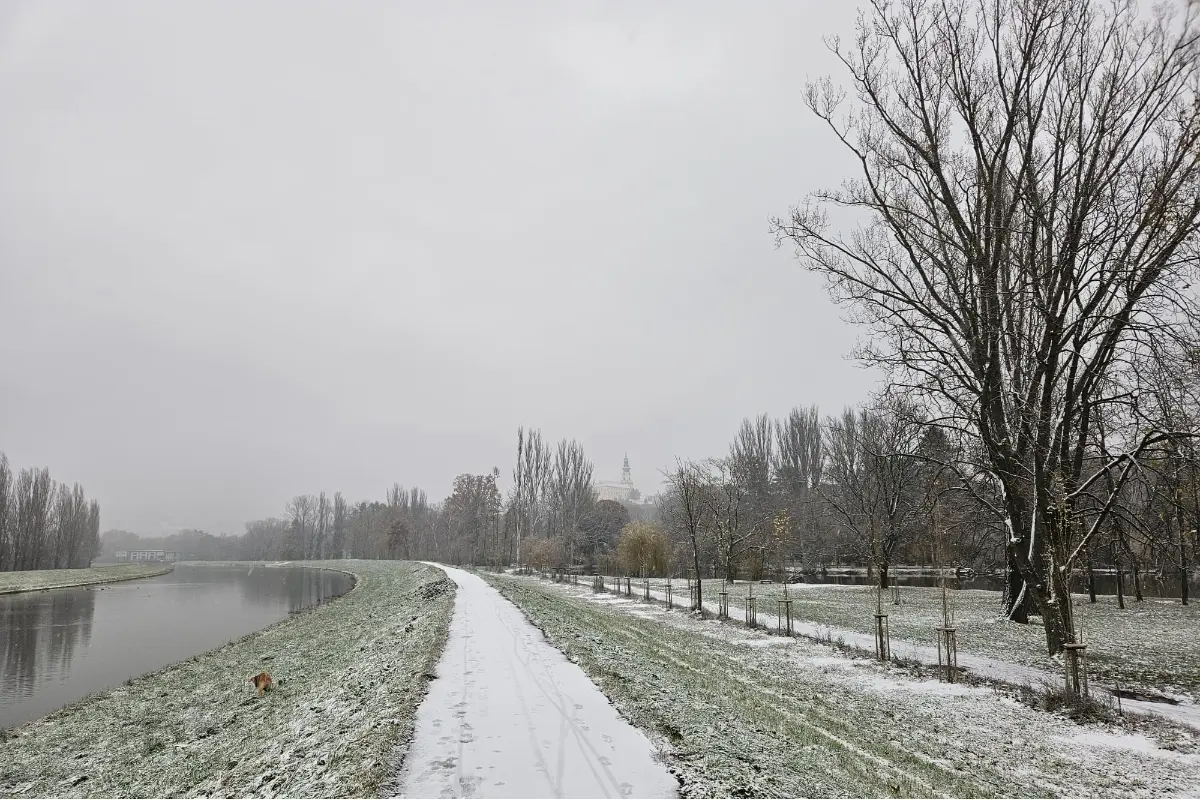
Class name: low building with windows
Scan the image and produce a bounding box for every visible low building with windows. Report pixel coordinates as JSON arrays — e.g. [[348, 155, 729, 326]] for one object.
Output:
[[114, 549, 178, 563]]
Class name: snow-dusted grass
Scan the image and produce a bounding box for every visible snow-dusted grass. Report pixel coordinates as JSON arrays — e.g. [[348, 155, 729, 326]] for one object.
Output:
[[491, 573, 1200, 798], [0, 560, 453, 799], [0, 563, 173, 594], [641, 577, 1200, 704]]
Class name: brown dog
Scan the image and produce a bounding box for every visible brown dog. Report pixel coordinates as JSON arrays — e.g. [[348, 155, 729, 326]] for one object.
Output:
[[250, 671, 274, 696]]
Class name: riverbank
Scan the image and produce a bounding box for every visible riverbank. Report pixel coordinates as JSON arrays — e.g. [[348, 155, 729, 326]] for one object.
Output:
[[0, 560, 454, 798], [0, 563, 174, 594], [488, 573, 1200, 798]]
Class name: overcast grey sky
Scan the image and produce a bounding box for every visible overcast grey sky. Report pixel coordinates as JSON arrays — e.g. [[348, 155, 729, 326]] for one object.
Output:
[[0, 1, 879, 534]]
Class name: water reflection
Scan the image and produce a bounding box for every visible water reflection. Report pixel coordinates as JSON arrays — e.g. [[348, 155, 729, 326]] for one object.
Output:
[[0, 564, 353, 729], [1, 589, 95, 704], [237, 564, 347, 613]]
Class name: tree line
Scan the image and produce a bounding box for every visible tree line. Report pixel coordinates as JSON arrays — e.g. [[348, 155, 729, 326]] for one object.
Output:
[[766, 0, 1200, 654], [0, 451, 101, 571]]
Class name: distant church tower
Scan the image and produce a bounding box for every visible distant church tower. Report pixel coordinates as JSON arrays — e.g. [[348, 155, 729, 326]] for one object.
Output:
[[597, 453, 641, 503]]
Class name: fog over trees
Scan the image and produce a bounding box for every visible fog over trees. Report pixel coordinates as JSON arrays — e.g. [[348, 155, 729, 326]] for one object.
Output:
[[0, 451, 101, 572], [72, 0, 1198, 664]]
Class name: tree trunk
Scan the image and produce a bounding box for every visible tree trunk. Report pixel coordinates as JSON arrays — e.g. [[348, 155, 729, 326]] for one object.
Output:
[[1113, 540, 1125, 610], [1005, 562, 1031, 624], [1040, 570, 1073, 656], [1133, 559, 1144, 602], [878, 562, 889, 590], [1043, 606, 1069, 656], [1178, 517, 1190, 607], [1087, 554, 1097, 604]]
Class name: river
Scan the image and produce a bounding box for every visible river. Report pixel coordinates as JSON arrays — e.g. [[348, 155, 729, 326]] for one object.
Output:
[[0, 563, 354, 729]]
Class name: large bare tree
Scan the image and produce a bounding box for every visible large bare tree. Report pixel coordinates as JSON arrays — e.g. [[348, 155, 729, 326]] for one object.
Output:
[[774, 0, 1200, 653]]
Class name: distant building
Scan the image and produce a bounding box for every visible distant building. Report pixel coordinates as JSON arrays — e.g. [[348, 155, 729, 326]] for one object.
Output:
[[596, 454, 642, 504], [114, 550, 177, 563]]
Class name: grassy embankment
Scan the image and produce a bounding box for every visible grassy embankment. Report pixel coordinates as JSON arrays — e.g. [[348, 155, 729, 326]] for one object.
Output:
[[636, 578, 1200, 703], [0, 560, 454, 799], [489, 573, 1200, 799], [0, 563, 174, 594]]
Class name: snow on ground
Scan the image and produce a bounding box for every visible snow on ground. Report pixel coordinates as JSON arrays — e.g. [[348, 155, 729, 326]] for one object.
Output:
[[626, 577, 1200, 729], [1, 560, 453, 798], [396, 565, 677, 799], [657, 578, 1200, 705], [490, 573, 1200, 798], [0, 563, 173, 594]]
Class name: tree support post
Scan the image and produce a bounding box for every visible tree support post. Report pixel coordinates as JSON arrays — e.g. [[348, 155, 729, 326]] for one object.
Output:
[[776, 599, 794, 636], [936, 626, 958, 683], [874, 612, 890, 661], [1064, 643, 1089, 698]]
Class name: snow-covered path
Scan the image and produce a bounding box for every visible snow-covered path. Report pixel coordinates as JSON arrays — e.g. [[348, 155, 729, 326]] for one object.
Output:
[[396, 566, 677, 799]]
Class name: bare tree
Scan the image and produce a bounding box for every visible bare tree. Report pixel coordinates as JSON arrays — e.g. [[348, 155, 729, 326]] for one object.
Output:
[[285, 495, 316, 561], [511, 426, 551, 566], [702, 458, 760, 583], [551, 439, 596, 567], [0, 454, 11, 570], [661, 459, 710, 609], [330, 492, 347, 559], [774, 405, 824, 565], [773, 0, 1200, 653], [823, 403, 926, 588], [13, 468, 53, 570]]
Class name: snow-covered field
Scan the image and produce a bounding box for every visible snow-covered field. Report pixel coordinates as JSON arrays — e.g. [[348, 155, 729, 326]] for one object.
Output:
[[635, 578, 1200, 707], [489, 573, 1200, 798], [0, 563, 173, 594], [397, 566, 677, 798], [0, 560, 453, 798]]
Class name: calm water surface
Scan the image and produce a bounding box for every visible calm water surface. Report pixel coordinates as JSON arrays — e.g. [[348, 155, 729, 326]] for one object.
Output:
[[0, 563, 353, 729]]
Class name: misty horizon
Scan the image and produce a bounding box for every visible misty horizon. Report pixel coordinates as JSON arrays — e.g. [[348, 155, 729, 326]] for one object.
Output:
[[0, 1, 881, 534]]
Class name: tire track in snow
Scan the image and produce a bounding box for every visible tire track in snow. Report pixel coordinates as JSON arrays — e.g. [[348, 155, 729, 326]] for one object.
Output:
[[396, 566, 677, 799]]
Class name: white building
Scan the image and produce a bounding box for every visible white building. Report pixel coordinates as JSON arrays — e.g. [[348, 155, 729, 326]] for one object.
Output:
[[596, 454, 641, 503], [115, 549, 178, 563]]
